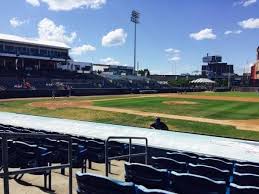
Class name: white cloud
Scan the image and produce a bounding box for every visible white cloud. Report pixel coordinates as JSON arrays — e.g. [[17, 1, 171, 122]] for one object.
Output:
[[165, 48, 181, 54], [238, 18, 259, 29], [26, 0, 40, 7], [165, 48, 181, 63], [234, 0, 257, 7], [26, 0, 106, 11], [243, 0, 257, 6], [71, 44, 96, 56], [224, 30, 242, 35], [10, 17, 28, 28], [102, 28, 127, 47], [168, 56, 181, 62], [100, 57, 120, 65], [38, 18, 77, 44], [190, 28, 216, 40]]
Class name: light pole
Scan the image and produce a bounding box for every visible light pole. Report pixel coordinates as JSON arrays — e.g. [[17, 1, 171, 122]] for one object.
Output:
[[131, 10, 140, 75]]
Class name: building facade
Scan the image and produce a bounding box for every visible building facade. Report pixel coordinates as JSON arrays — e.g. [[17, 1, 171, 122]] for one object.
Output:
[[0, 33, 70, 74], [250, 47, 259, 86], [93, 64, 133, 75], [201, 54, 234, 79]]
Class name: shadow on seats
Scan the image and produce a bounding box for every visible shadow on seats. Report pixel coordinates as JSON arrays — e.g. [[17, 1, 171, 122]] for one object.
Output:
[[152, 157, 187, 173], [124, 162, 169, 190], [170, 171, 226, 194]]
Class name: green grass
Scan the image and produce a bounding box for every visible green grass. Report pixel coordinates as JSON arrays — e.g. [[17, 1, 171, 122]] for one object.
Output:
[[94, 97, 259, 120], [1, 97, 259, 141]]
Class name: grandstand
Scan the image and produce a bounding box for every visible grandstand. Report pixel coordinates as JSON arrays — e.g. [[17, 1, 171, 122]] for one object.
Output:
[[0, 33, 176, 99]]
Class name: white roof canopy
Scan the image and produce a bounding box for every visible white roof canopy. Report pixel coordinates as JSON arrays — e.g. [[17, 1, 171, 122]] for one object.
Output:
[[0, 33, 70, 50], [190, 78, 216, 84]]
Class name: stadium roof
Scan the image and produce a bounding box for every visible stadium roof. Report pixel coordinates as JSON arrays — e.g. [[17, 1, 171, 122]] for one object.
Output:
[[0, 33, 70, 49], [190, 78, 215, 84]]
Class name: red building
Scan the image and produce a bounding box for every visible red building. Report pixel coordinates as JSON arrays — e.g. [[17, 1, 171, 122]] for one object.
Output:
[[250, 47, 259, 86]]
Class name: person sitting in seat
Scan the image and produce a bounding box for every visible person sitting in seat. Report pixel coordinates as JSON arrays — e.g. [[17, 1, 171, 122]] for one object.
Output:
[[150, 117, 169, 131]]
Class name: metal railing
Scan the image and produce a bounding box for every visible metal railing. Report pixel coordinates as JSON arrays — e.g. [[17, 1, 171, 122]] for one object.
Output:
[[0, 132, 73, 194], [105, 136, 148, 177]]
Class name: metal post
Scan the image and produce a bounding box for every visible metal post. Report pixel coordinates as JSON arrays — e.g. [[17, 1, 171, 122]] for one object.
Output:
[[68, 138, 73, 194], [145, 139, 148, 164], [105, 140, 109, 177], [131, 10, 140, 75], [2, 134, 9, 194], [129, 138, 132, 163], [133, 22, 137, 75]]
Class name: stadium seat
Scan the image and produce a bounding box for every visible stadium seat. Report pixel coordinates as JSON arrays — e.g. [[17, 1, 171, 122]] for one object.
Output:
[[58, 140, 87, 173], [201, 155, 233, 164], [188, 163, 230, 182], [12, 141, 53, 190], [235, 163, 259, 175], [124, 162, 169, 190], [198, 157, 233, 171], [232, 172, 259, 187], [86, 140, 106, 169], [152, 156, 187, 173], [229, 183, 259, 194], [76, 172, 135, 194], [107, 140, 129, 158], [166, 152, 197, 164], [170, 171, 227, 194], [136, 185, 177, 194]]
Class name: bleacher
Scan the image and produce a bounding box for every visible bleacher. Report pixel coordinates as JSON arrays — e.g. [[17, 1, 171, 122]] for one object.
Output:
[[100, 74, 171, 90], [1, 124, 259, 193]]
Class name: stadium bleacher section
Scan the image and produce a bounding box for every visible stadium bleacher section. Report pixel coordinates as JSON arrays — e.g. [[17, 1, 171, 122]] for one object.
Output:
[[1, 124, 259, 193]]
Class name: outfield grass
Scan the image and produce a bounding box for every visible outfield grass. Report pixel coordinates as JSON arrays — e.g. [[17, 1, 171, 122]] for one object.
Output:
[[94, 97, 259, 120], [1, 98, 259, 141]]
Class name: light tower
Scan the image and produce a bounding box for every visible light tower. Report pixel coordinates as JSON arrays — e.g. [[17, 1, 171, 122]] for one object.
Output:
[[131, 10, 140, 75]]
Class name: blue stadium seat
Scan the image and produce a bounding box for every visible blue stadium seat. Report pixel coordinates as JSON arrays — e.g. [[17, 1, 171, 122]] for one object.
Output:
[[107, 140, 129, 158], [136, 185, 176, 194], [232, 172, 259, 187], [188, 163, 230, 182], [76, 172, 135, 194], [198, 157, 233, 171], [12, 141, 53, 190], [124, 162, 169, 190], [235, 163, 259, 175], [166, 152, 197, 164], [170, 171, 226, 194], [86, 140, 106, 169], [230, 183, 259, 194], [152, 156, 187, 173]]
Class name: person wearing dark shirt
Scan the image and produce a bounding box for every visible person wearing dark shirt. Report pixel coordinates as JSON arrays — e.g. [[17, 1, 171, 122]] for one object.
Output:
[[150, 117, 169, 131]]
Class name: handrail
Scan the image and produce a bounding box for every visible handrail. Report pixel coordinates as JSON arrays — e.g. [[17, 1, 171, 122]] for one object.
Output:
[[0, 132, 73, 194], [105, 136, 148, 177]]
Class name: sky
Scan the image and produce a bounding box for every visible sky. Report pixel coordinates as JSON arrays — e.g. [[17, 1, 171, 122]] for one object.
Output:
[[0, 0, 259, 75]]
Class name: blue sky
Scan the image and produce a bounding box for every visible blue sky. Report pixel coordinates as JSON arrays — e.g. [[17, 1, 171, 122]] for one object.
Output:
[[0, 0, 259, 75]]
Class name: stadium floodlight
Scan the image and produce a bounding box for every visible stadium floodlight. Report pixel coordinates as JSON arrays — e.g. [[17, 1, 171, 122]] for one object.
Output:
[[131, 10, 140, 75]]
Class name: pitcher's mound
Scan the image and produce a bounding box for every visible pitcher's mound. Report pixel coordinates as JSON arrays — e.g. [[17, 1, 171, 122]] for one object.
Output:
[[163, 101, 199, 105]]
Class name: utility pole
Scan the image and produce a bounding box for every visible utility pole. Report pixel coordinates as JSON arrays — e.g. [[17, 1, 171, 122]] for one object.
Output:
[[131, 10, 140, 75]]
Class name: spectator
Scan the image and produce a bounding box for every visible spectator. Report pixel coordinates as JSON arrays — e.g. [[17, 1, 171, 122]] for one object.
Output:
[[150, 117, 169, 131]]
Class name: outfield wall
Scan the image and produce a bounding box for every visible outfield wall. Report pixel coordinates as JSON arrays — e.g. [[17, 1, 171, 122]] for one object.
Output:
[[0, 88, 205, 99], [232, 87, 259, 92]]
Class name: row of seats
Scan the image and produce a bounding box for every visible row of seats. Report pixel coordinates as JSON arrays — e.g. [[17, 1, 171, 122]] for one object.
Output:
[[76, 172, 176, 194], [124, 162, 259, 194], [2, 124, 259, 193], [0, 124, 132, 190]]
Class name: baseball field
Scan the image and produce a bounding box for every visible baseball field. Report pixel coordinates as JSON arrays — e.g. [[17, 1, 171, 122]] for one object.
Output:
[[1, 91, 259, 141]]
